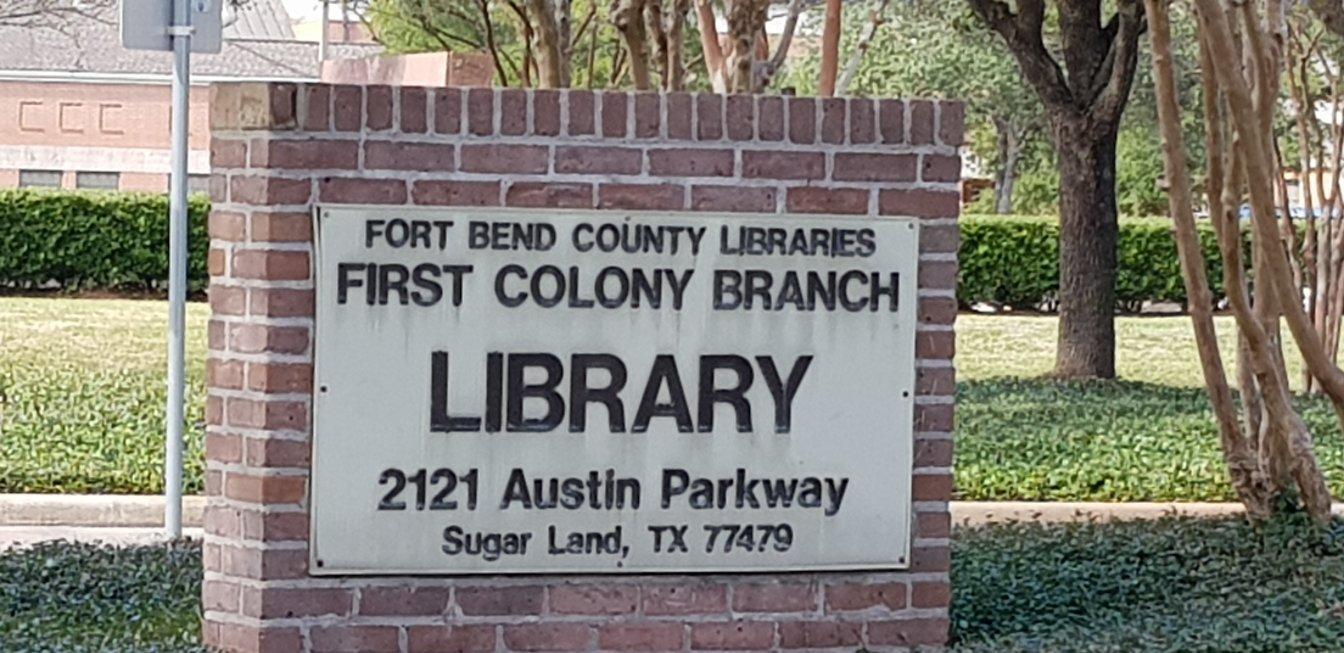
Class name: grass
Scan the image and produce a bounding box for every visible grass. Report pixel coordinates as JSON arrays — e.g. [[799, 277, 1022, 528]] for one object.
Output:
[[0, 296, 1342, 500], [5, 516, 1343, 652]]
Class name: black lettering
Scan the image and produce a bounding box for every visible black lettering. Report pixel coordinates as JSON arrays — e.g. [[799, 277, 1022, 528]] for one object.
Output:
[[632, 355, 693, 433], [570, 354, 628, 432], [506, 353, 565, 432], [698, 355, 754, 432], [410, 263, 443, 306], [429, 352, 482, 432], [337, 262, 365, 304], [495, 264, 527, 307], [757, 355, 813, 433]]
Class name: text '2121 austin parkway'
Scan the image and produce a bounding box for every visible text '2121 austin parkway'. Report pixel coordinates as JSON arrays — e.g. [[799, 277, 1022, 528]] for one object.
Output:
[[310, 207, 920, 574]]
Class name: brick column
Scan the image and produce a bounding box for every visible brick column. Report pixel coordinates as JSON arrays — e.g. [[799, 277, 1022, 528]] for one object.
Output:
[[204, 82, 959, 652]]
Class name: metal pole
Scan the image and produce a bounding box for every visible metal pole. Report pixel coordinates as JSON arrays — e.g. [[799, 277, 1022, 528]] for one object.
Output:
[[165, 0, 192, 539], [318, 0, 329, 63]]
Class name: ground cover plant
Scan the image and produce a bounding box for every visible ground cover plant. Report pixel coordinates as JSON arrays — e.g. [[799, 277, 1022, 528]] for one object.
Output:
[[2, 296, 1343, 500]]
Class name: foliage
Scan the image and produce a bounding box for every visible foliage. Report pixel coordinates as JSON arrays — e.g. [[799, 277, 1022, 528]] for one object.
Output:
[[0, 540, 204, 652], [959, 214, 1244, 311], [0, 298, 208, 494], [0, 189, 209, 292], [953, 515, 1344, 651]]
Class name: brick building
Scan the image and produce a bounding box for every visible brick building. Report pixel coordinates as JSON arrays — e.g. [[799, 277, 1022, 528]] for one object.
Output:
[[0, 0, 378, 192]]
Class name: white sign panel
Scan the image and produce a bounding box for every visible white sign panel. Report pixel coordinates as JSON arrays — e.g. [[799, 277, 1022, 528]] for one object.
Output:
[[311, 207, 919, 575], [120, 0, 223, 54]]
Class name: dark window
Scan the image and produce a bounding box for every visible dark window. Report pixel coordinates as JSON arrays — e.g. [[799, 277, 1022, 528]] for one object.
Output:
[[18, 170, 61, 188], [76, 171, 120, 190]]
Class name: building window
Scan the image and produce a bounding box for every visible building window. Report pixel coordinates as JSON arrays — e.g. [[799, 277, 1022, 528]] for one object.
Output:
[[18, 170, 61, 188], [76, 171, 120, 190], [188, 174, 211, 195]]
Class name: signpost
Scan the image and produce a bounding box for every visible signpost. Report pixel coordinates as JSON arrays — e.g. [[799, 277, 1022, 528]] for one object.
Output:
[[309, 207, 919, 574], [119, 0, 222, 539]]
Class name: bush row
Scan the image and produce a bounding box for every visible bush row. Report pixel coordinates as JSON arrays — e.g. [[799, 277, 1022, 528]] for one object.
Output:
[[0, 189, 209, 292], [960, 214, 1247, 311], [0, 190, 1236, 310]]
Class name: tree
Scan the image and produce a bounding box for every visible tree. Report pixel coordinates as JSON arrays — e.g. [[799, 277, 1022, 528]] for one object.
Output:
[[968, 0, 1144, 379]]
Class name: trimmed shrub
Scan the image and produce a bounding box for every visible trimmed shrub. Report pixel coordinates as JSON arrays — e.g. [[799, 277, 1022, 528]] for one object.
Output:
[[0, 189, 209, 292], [959, 214, 1244, 311]]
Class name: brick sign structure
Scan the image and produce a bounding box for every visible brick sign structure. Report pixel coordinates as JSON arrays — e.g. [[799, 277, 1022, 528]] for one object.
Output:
[[203, 82, 959, 652]]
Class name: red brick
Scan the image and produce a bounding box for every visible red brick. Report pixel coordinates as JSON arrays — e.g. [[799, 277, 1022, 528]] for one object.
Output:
[[364, 141, 455, 171], [635, 92, 661, 137], [319, 177, 407, 204], [240, 509, 309, 541], [940, 100, 965, 145], [919, 295, 957, 326], [224, 472, 307, 503], [205, 395, 225, 425], [824, 581, 907, 612], [603, 90, 629, 137], [642, 584, 727, 616], [248, 362, 312, 393], [913, 580, 952, 608], [226, 397, 308, 431], [208, 319, 227, 350], [217, 623, 303, 653], [407, 625, 496, 653], [209, 210, 245, 241], [202, 579, 239, 612], [649, 148, 732, 176], [549, 584, 638, 615], [243, 587, 351, 619], [230, 176, 311, 205], [666, 92, 692, 139], [363, 85, 393, 130], [534, 89, 561, 135], [253, 139, 358, 169], [222, 545, 308, 579], [250, 211, 312, 243], [742, 151, 824, 180], [726, 94, 753, 140], [833, 152, 917, 182], [909, 99, 935, 145], [757, 95, 784, 141], [879, 99, 905, 144], [879, 188, 960, 218], [209, 285, 246, 315], [691, 186, 775, 213], [412, 180, 501, 206], [786, 187, 868, 215], [210, 175, 228, 202], [555, 145, 642, 174], [249, 287, 314, 317], [434, 88, 462, 134], [915, 402, 954, 432], [850, 97, 876, 144], [598, 183, 685, 210], [689, 621, 773, 650], [568, 89, 596, 135], [788, 97, 816, 143], [920, 260, 958, 289], [506, 182, 593, 208], [503, 623, 592, 651], [922, 153, 961, 182], [212, 139, 246, 168], [732, 583, 816, 613], [820, 97, 846, 144], [918, 366, 956, 396], [311, 625, 399, 653], [360, 586, 451, 616], [777, 621, 862, 648], [231, 250, 310, 281], [208, 248, 226, 276], [913, 471, 954, 500], [400, 87, 427, 133], [332, 86, 362, 132], [455, 585, 543, 616], [207, 358, 244, 390], [467, 87, 493, 136], [301, 85, 330, 131], [204, 432, 242, 465], [500, 88, 528, 135], [244, 437, 311, 467], [921, 223, 960, 253], [917, 509, 952, 538], [911, 544, 952, 572], [599, 623, 685, 651], [205, 469, 222, 495], [867, 617, 949, 646], [916, 330, 955, 359], [460, 144, 548, 173], [913, 438, 956, 470], [697, 93, 723, 140]]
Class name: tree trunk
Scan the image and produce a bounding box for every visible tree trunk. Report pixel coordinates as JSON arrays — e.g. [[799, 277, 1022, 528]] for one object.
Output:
[[612, 0, 652, 89], [817, 0, 842, 96], [1052, 116, 1119, 379], [994, 119, 1022, 215]]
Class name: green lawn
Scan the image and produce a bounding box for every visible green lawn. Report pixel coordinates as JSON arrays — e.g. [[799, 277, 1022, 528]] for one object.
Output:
[[0, 296, 1341, 500], [5, 516, 1342, 652]]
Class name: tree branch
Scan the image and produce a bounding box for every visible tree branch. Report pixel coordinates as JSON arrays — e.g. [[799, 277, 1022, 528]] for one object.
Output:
[[967, 0, 1074, 108]]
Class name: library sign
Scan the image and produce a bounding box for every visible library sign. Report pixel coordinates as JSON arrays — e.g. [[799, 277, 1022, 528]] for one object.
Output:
[[310, 207, 919, 575]]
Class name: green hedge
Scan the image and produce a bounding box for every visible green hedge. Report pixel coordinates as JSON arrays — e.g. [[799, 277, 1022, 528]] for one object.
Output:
[[0, 189, 209, 292], [960, 214, 1245, 311]]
